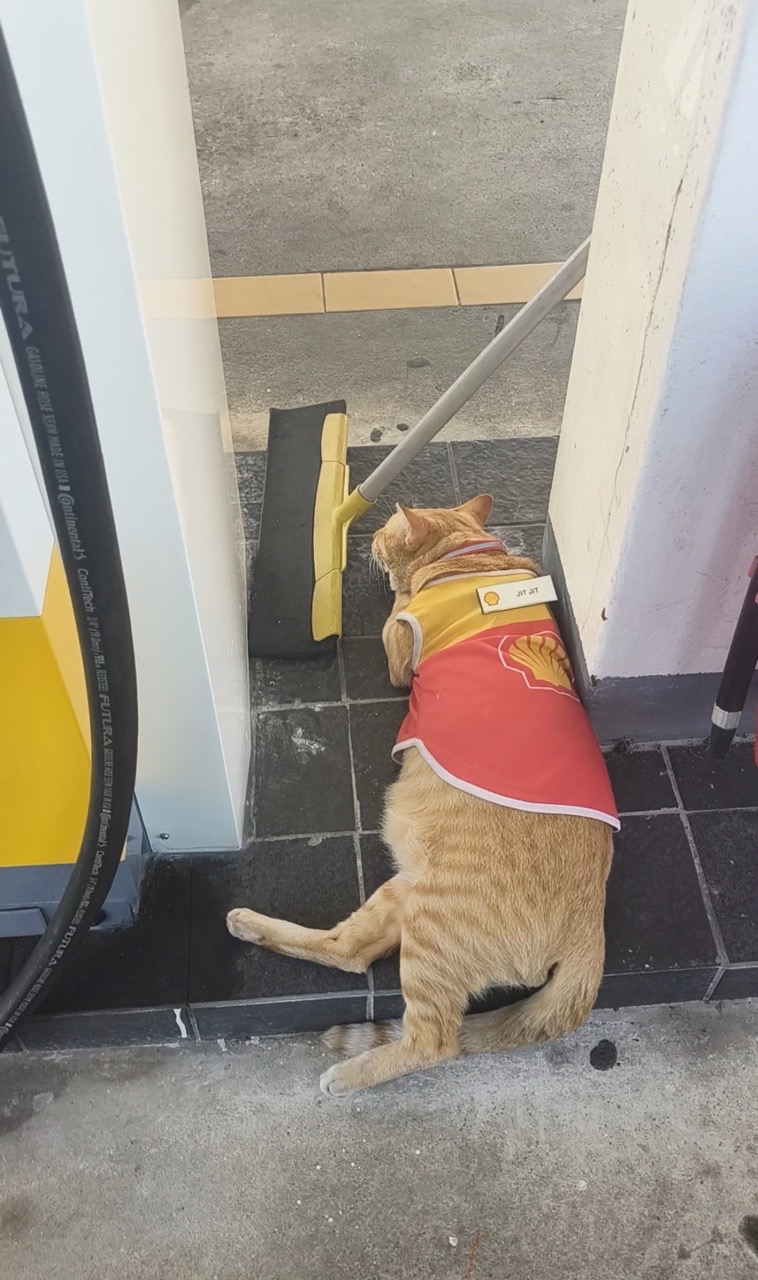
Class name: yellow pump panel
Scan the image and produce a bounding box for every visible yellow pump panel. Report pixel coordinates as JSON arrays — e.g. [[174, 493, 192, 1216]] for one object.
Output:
[[0, 551, 90, 868]]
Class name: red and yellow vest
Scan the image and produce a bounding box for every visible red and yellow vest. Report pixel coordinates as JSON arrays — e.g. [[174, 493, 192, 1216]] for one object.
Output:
[[393, 547, 619, 830]]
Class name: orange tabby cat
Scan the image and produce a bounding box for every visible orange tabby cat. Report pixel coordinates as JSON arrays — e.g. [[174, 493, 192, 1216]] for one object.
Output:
[[228, 496, 614, 1095]]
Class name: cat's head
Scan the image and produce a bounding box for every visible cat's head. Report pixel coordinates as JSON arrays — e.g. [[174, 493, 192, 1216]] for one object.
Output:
[[371, 494, 493, 592]]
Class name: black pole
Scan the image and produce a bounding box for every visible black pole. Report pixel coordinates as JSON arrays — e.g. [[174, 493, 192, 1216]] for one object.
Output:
[[709, 556, 758, 759]]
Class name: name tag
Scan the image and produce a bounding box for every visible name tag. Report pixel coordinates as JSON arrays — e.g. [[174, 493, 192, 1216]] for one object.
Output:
[[477, 575, 558, 614]]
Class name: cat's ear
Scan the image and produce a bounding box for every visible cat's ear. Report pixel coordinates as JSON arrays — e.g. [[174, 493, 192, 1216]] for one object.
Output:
[[457, 493, 493, 525], [396, 503, 429, 550]]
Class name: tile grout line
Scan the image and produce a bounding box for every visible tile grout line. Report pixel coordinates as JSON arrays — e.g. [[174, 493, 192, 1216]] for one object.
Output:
[[704, 965, 728, 1001], [248, 710, 259, 842], [351, 831, 368, 905], [610, 803, 758, 816], [225, 800, 758, 841], [656, 733, 753, 749], [192, 990, 368, 1010], [447, 441, 462, 505], [338, 641, 375, 1019], [338, 643, 364, 845], [257, 696, 403, 712], [249, 828, 381, 845], [356, 828, 375, 1022], [448, 441, 463, 506], [185, 848, 196, 1013], [661, 746, 729, 967], [600, 966, 717, 980], [617, 807, 680, 818], [654, 802, 758, 815], [681, 803, 758, 815]]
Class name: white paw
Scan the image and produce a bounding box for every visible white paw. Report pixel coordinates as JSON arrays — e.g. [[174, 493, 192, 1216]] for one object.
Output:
[[319, 1064, 352, 1097], [226, 908, 265, 943]]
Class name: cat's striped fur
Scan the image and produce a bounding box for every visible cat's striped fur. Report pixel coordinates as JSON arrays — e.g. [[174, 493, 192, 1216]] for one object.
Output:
[[227, 496, 613, 1094]]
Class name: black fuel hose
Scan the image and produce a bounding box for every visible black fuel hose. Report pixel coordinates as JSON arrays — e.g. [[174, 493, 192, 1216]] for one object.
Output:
[[0, 24, 138, 1046]]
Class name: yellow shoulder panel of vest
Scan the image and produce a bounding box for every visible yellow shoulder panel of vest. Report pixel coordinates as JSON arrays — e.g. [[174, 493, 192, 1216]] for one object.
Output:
[[406, 573, 552, 662]]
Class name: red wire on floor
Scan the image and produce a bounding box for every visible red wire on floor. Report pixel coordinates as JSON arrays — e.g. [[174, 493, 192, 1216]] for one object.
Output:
[[465, 1232, 484, 1279]]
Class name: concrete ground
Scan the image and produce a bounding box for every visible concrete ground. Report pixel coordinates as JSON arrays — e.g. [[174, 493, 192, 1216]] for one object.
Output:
[[2, 1002, 757, 1280], [180, 0, 627, 445], [220, 302, 579, 449]]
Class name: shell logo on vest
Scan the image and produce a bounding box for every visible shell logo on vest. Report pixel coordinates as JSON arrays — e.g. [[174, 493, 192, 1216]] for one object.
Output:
[[498, 630, 578, 700]]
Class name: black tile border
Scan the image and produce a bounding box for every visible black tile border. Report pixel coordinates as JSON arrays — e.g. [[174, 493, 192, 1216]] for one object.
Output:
[[16, 1005, 193, 1052], [5, 962, 754, 1054], [711, 964, 758, 1002], [192, 993, 368, 1040], [5, 745, 757, 1051], [376, 969, 723, 1020], [595, 967, 718, 1009], [6, 739, 758, 1052], [372, 992, 405, 1022]]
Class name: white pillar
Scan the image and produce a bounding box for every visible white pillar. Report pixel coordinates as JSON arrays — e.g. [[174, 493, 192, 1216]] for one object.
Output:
[[547, 0, 758, 741], [0, 1, 250, 848], [0, 364, 52, 620]]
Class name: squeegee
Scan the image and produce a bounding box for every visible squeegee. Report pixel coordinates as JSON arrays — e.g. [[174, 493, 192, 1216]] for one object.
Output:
[[248, 238, 590, 658]]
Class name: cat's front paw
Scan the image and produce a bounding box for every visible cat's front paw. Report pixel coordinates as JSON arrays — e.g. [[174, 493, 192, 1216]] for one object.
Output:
[[319, 1063, 356, 1097], [226, 908, 267, 943]]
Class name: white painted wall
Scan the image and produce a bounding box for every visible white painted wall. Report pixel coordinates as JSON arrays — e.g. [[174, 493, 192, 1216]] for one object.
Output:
[[549, 0, 758, 679], [0, 355, 53, 618], [0, 1, 250, 848]]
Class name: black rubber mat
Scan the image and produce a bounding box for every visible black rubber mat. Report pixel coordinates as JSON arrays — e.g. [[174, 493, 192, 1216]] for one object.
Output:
[[249, 401, 346, 658]]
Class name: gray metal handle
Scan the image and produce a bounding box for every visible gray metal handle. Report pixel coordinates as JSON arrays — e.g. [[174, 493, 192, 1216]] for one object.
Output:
[[358, 237, 590, 502]]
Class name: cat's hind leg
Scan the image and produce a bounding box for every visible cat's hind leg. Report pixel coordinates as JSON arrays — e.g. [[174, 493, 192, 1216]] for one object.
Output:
[[320, 882, 470, 1093], [226, 875, 409, 974]]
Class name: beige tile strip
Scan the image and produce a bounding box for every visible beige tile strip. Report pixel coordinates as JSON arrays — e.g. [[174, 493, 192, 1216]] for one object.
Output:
[[323, 267, 458, 313], [213, 273, 324, 317], [454, 263, 583, 305], [211, 262, 584, 318]]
